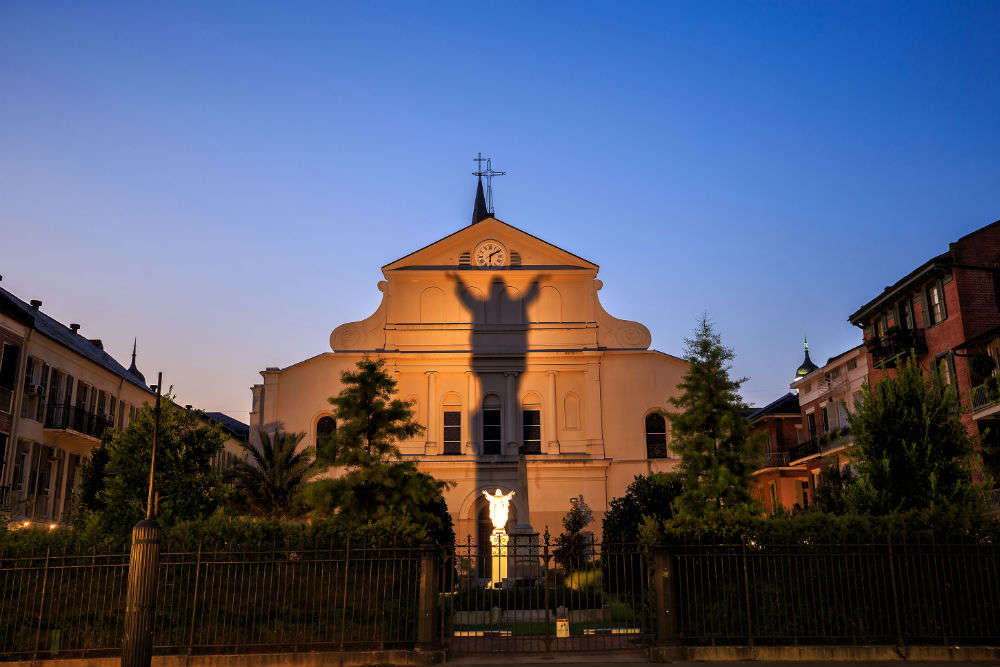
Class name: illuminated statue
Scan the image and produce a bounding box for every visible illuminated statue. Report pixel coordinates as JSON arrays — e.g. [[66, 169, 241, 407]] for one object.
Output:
[[482, 488, 515, 531]]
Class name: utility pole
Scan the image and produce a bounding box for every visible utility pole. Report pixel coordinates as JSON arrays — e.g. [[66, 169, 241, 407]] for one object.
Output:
[[122, 372, 163, 667]]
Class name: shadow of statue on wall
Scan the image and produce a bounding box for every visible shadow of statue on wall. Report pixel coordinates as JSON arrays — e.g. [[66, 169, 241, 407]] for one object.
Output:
[[447, 271, 546, 574]]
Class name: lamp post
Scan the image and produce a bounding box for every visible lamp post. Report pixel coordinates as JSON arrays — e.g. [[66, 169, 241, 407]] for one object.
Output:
[[122, 372, 163, 667]]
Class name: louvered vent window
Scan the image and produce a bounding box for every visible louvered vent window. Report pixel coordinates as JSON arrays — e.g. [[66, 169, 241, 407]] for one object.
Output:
[[510, 251, 522, 266], [459, 252, 471, 266]]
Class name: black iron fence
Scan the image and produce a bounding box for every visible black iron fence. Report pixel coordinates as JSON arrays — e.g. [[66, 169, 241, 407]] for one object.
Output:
[[3, 537, 1000, 660], [669, 540, 1000, 646], [444, 535, 651, 655], [0, 544, 425, 661]]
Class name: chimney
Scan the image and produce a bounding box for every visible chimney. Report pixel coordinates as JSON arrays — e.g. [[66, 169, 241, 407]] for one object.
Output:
[[88, 339, 104, 350], [29, 299, 42, 309], [69, 323, 81, 334]]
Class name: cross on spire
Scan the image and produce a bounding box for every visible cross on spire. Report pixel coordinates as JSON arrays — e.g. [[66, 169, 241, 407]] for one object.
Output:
[[472, 152, 505, 216]]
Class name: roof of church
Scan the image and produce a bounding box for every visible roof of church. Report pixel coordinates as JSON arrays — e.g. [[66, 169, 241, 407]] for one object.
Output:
[[382, 216, 598, 271], [472, 176, 489, 224], [0, 285, 152, 393]]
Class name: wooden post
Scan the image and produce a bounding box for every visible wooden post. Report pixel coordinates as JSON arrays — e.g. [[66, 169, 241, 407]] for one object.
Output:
[[122, 519, 161, 667], [653, 543, 678, 645], [417, 541, 440, 650]]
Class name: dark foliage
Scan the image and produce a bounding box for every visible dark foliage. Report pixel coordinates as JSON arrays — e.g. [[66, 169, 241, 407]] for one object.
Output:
[[602, 472, 684, 544]]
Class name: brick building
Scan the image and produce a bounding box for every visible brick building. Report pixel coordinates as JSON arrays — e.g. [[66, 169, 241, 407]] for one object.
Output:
[[848, 219, 1000, 478]]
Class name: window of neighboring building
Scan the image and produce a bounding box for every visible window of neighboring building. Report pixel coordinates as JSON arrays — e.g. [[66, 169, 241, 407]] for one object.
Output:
[[0, 343, 19, 414], [35, 363, 49, 422], [846, 359, 857, 371], [443, 411, 462, 455], [0, 432, 7, 475], [821, 405, 831, 432], [807, 412, 817, 440], [769, 482, 778, 512], [21, 357, 35, 419], [800, 481, 810, 510], [521, 409, 541, 454], [63, 376, 75, 428], [11, 440, 29, 492], [645, 412, 668, 459], [482, 407, 502, 456], [898, 299, 915, 330], [935, 353, 957, 386], [316, 416, 336, 449], [926, 281, 947, 326]]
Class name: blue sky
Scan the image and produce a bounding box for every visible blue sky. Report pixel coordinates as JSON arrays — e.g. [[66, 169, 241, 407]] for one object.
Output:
[[2, 1, 998, 417]]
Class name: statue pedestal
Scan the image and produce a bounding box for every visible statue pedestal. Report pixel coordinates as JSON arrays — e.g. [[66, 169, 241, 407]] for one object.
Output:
[[510, 526, 540, 581], [489, 529, 509, 589]]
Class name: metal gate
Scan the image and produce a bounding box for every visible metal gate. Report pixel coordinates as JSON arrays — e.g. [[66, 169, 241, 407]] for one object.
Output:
[[442, 533, 652, 654]]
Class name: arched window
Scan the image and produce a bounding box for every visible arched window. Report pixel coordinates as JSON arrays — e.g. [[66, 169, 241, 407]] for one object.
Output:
[[645, 412, 668, 459], [316, 416, 336, 449]]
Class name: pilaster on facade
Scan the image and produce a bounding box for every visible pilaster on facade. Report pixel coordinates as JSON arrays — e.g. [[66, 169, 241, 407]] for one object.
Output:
[[424, 370, 438, 455], [504, 371, 519, 454], [464, 370, 475, 456], [545, 370, 559, 454]]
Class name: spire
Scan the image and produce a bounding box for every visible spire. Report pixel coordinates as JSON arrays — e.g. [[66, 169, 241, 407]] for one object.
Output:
[[795, 335, 818, 379], [472, 175, 489, 224], [128, 338, 146, 384]]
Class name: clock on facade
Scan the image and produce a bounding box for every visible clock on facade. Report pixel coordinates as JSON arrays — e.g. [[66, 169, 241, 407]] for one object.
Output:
[[473, 239, 508, 267]]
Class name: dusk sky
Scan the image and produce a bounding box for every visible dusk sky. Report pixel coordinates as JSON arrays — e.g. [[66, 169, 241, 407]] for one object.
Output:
[[2, 2, 998, 419]]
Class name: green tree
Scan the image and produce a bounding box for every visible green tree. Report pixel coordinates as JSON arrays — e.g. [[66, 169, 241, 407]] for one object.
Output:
[[601, 472, 684, 544], [317, 357, 424, 466], [77, 399, 226, 537], [553, 495, 594, 570], [812, 461, 855, 514], [307, 357, 455, 544], [847, 358, 979, 514], [669, 315, 762, 520], [229, 429, 319, 519]]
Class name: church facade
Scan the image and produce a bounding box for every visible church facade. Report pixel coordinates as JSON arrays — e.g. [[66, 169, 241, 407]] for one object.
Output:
[[250, 201, 687, 543]]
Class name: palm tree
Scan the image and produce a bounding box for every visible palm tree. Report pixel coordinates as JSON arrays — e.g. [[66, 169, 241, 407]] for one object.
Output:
[[230, 430, 320, 519]]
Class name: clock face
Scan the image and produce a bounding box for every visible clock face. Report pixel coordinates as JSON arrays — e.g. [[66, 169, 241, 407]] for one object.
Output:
[[473, 239, 508, 267]]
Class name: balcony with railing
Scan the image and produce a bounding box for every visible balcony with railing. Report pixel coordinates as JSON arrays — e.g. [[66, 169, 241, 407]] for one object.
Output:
[[44, 404, 112, 440], [760, 451, 790, 468], [788, 427, 853, 464], [865, 327, 927, 368], [970, 380, 1000, 417]]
